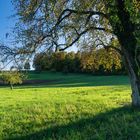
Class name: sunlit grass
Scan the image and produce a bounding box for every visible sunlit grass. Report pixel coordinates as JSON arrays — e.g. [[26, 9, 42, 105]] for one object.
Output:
[[1, 72, 139, 140]]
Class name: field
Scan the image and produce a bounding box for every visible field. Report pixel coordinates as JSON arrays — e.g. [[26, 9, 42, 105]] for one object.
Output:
[[0, 72, 140, 140]]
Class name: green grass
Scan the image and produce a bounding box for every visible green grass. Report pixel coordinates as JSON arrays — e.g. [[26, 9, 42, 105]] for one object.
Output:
[[1, 72, 140, 140]]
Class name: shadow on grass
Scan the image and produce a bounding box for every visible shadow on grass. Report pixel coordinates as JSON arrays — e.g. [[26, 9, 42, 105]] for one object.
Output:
[[9, 105, 140, 140], [13, 75, 130, 89], [0, 73, 130, 89]]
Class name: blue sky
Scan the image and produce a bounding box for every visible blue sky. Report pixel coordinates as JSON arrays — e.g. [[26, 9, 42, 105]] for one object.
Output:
[[0, 0, 15, 43], [0, 0, 18, 70]]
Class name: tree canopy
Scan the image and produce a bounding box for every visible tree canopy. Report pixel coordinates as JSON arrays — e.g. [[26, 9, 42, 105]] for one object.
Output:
[[12, 0, 140, 53]]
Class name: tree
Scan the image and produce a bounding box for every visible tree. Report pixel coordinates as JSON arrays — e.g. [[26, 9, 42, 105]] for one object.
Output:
[[33, 53, 44, 71], [64, 52, 76, 72], [80, 48, 122, 73], [51, 52, 66, 71], [1, 70, 24, 90], [24, 62, 30, 70], [13, 0, 140, 106], [33, 53, 52, 71]]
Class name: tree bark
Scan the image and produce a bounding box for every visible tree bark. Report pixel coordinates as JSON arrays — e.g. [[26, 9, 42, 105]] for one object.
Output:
[[122, 47, 140, 106], [113, 0, 140, 106], [10, 84, 13, 90]]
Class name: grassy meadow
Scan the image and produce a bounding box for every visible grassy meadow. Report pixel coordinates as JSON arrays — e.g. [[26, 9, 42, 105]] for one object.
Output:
[[0, 72, 140, 140]]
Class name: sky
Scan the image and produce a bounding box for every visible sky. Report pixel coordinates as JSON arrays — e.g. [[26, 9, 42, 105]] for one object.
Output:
[[0, 0, 23, 70], [0, 0, 15, 44]]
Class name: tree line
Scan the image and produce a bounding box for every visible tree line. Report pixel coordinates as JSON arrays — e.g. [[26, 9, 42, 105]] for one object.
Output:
[[33, 48, 125, 75]]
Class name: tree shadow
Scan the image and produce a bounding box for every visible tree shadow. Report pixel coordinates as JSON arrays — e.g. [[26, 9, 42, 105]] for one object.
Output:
[[13, 75, 130, 89], [0, 73, 130, 89], [9, 105, 140, 140]]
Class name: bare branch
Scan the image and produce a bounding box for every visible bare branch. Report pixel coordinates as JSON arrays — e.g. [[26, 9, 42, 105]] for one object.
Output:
[[60, 26, 105, 51], [57, 9, 108, 23], [94, 38, 122, 55]]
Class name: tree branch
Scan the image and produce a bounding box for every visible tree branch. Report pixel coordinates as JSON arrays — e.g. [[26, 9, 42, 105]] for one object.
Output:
[[57, 9, 108, 23], [59, 26, 105, 51], [95, 38, 122, 55]]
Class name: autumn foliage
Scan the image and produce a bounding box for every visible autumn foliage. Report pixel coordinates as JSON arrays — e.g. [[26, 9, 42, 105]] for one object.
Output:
[[33, 49, 125, 75]]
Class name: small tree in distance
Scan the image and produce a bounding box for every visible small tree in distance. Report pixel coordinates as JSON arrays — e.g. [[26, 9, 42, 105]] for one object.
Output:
[[24, 62, 30, 71], [1, 70, 25, 90]]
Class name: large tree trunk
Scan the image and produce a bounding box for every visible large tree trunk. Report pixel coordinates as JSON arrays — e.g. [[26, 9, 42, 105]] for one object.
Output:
[[122, 47, 140, 106], [112, 0, 140, 106]]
